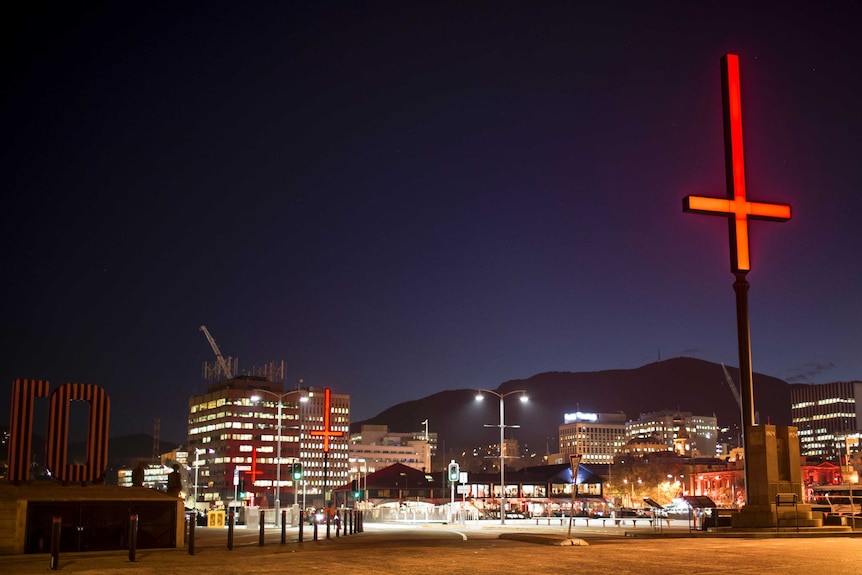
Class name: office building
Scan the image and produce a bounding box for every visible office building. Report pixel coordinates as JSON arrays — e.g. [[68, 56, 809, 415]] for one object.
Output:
[[791, 381, 862, 462], [558, 411, 626, 464], [187, 375, 349, 509], [625, 411, 717, 457]]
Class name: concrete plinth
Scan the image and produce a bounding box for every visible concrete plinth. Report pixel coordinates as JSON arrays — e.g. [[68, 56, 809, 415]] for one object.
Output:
[[731, 425, 825, 529], [730, 503, 822, 529], [0, 482, 185, 555]]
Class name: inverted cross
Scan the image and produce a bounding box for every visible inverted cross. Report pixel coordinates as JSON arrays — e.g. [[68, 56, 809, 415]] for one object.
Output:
[[309, 387, 343, 453], [683, 53, 791, 273]]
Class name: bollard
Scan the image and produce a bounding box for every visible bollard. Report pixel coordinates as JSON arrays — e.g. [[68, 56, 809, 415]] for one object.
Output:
[[335, 510, 340, 538], [50, 516, 61, 570], [281, 509, 287, 544], [313, 518, 318, 541], [326, 509, 331, 539], [298, 511, 304, 543], [227, 511, 234, 550], [128, 514, 138, 562], [259, 509, 266, 546], [347, 509, 352, 535], [188, 513, 196, 555]]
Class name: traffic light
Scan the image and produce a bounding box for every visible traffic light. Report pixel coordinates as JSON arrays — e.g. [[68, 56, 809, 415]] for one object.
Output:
[[351, 479, 360, 499], [448, 460, 460, 483], [292, 462, 303, 481]]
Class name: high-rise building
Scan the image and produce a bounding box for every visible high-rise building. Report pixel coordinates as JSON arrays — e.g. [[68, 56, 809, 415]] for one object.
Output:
[[791, 381, 862, 462], [187, 375, 349, 509], [558, 411, 626, 464]]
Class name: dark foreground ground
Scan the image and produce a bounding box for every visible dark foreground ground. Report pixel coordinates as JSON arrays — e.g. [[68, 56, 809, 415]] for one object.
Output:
[[2, 522, 860, 575]]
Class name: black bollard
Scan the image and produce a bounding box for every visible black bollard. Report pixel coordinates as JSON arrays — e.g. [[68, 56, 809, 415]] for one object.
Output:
[[128, 514, 138, 562], [227, 511, 234, 550], [313, 518, 318, 541], [281, 509, 287, 544], [359, 510, 363, 533], [50, 516, 61, 570], [326, 509, 331, 539], [298, 511, 304, 543], [259, 509, 265, 546], [188, 513, 196, 556]]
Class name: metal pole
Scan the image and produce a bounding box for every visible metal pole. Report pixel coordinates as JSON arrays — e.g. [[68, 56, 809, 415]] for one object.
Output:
[[128, 514, 138, 562], [194, 448, 200, 507], [259, 509, 265, 546], [500, 394, 506, 526], [50, 516, 61, 570], [281, 510, 286, 544], [298, 511, 304, 542], [188, 513, 196, 555], [227, 511, 234, 550], [733, 272, 753, 504], [275, 399, 282, 527]]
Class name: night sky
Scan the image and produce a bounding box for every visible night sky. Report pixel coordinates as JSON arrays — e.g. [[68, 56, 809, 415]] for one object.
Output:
[[3, 2, 861, 444]]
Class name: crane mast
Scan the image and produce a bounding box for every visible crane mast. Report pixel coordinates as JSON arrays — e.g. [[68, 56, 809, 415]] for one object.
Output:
[[200, 325, 234, 380], [721, 363, 743, 413]]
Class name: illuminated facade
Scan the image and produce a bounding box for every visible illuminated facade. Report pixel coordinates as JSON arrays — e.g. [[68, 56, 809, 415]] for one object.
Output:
[[187, 376, 350, 508], [791, 381, 862, 461], [348, 424, 434, 473], [625, 411, 717, 457], [558, 411, 626, 464]]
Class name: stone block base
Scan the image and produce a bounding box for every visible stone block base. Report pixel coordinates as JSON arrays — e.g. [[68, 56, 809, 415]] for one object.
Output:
[[730, 503, 822, 529]]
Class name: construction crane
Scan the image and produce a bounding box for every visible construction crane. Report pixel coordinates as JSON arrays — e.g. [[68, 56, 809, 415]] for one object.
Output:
[[721, 363, 743, 414], [200, 325, 233, 380], [722, 363, 759, 426]]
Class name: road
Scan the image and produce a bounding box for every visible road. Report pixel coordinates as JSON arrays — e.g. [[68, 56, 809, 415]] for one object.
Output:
[[1, 520, 860, 575]]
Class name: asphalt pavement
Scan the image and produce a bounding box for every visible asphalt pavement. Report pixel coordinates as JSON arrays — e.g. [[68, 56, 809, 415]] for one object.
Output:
[[1, 519, 860, 575]]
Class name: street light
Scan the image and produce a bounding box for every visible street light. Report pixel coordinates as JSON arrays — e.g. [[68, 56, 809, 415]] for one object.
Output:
[[251, 389, 294, 526], [193, 447, 215, 508], [298, 392, 309, 513], [475, 389, 528, 525]]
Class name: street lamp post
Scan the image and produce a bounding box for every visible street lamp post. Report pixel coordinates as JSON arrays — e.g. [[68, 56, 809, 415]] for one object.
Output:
[[475, 389, 527, 525], [298, 393, 309, 513], [193, 447, 214, 509], [252, 389, 293, 527]]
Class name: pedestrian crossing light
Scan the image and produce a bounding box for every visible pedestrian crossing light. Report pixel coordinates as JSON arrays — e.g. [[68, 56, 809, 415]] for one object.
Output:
[[448, 460, 460, 483], [292, 462, 302, 481]]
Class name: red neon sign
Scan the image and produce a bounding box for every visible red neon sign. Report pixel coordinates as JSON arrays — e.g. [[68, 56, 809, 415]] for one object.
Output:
[[309, 387, 343, 453], [683, 53, 791, 273]]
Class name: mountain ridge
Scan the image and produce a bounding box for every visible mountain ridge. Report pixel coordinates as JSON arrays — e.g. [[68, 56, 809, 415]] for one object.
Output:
[[353, 357, 791, 454]]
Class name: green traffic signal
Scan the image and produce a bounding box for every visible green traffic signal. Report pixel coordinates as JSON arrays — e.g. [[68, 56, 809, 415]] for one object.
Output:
[[292, 462, 303, 481], [447, 461, 460, 482]]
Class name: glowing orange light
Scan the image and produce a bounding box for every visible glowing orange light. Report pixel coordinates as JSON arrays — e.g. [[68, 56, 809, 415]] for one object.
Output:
[[682, 53, 791, 273], [309, 387, 343, 453]]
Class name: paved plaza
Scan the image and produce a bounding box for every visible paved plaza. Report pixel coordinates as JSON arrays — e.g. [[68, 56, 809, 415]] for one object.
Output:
[[1, 520, 860, 575]]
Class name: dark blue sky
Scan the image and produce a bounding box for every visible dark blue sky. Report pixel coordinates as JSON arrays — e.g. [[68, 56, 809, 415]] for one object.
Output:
[[3, 1, 860, 444]]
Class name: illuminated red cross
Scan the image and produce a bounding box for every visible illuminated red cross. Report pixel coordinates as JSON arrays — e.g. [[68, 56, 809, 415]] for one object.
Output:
[[309, 387, 343, 453], [683, 53, 791, 273], [244, 447, 263, 484]]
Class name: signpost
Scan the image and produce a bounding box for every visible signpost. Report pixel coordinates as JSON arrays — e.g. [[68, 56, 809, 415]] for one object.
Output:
[[567, 454, 581, 538]]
